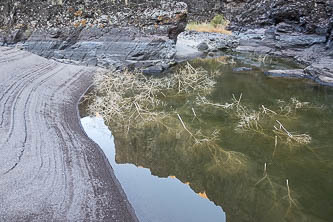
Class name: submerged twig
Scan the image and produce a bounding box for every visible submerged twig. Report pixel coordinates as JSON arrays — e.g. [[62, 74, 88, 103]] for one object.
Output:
[[177, 113, 198, 143], [274, 120, 311, 145], [255, 162, 268, 186], [272, 135, 278, 157], [283, 179, 299, 215], [192, 107, 198, 121]]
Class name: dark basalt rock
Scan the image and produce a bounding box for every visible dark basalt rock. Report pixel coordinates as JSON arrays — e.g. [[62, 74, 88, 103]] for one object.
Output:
[[0, 0, 188, 72], [274, 33, 327, 49], [233, 67, 253, 72], [221, 0, 333, 36], [142, 65, 167, 75], [264, 69, 310, 78], [177, 0, 333, 48], [1, 0, 333, 80], [197, 42, 209, 51], [16, 27, 179, 69], [232, 27, 333, 85]]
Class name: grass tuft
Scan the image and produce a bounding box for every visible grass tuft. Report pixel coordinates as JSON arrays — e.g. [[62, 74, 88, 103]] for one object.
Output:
[[186, 22, 232, 34], [186, 14, 231, 34]]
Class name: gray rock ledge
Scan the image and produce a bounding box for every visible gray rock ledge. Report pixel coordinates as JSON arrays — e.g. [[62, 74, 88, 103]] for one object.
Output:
[[0, 47, 138, 222]]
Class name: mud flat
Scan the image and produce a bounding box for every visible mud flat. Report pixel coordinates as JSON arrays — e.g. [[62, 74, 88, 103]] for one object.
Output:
[[0, 47, 138, 221]]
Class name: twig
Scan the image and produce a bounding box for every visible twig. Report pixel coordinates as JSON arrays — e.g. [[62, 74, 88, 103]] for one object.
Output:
[[285, 179, 298, 208], [276, 120, 293, 137], [272, 135, 278, 157], [262, 105, 277, 115], [191, 107, 199, 121], [177, 113, 198, 143], [255, 162, 268, 186]]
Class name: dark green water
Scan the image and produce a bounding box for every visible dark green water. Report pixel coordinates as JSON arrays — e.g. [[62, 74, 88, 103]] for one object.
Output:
[[81, 55, 333, 222]]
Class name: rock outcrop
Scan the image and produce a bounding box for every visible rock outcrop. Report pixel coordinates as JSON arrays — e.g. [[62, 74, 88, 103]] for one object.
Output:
[[0, 47, 138, 221], [170, 0, 333, 38], [235, 28, 333, 86], [174, 0, 333, 86], [221, 0, 333, 35], [1, 0, 333, 80], [222, 0, 333, 85], [0, 0, 187, 72]]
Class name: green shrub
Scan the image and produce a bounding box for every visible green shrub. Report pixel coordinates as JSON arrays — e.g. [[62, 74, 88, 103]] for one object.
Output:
[[210, 14, 227, 27]]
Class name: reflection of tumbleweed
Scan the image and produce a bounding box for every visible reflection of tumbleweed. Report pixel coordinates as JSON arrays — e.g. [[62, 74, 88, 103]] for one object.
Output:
[[86, 62, 218, 131], [283, 179, 299, 216], [273, 120, 311, 146]]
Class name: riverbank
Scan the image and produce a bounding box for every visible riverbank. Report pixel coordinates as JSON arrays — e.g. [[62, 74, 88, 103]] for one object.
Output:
[[176, 29, 333, 86], [0, 47, 138, 221]]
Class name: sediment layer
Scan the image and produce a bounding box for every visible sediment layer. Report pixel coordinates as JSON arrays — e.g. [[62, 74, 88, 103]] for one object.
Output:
[[0, 47, 138, 221]]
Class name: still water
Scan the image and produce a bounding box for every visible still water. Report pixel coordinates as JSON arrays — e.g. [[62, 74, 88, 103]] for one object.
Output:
[[81, 55, 333, 222], [81, 116, 226, 222]]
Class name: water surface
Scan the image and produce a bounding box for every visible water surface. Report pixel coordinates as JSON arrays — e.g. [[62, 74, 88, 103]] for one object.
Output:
[[81, 54, 333, 222], [81, 117, 226, 222]]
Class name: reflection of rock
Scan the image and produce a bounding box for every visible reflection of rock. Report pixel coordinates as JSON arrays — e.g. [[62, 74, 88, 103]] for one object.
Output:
[[111, 122, 324, 222], [234, 28, 333, 85], [233, 67, 252, 72], [264, 69, 309, 79]]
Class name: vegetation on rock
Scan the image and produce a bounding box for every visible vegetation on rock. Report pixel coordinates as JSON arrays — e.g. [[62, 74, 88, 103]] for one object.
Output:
[[186, 14, 231, 34]]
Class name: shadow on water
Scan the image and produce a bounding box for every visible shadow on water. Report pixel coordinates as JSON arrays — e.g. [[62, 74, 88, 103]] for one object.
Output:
[[80, 54, 333, 222]]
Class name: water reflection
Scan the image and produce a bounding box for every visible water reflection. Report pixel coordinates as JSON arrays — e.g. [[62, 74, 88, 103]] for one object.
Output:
[[81, 55, 333, 222], [111, 120, 321, 222], [81, 116, 226, 222]]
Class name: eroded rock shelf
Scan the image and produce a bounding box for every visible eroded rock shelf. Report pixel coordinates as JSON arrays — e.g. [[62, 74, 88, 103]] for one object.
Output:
[[0, 47, 138, 221]]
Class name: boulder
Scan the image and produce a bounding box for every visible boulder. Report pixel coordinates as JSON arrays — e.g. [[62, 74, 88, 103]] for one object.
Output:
[[197, 42, 208, 51]]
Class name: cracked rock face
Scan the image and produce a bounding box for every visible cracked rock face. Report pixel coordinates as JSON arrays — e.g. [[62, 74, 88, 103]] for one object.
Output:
[[0, 0, 187, 71], [221, 0, 333, 35], [173, 0, 332, 37]]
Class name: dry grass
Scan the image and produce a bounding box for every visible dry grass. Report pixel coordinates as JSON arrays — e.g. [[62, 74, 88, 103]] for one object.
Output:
[[86, 62, 219, 133], [86, 64, 250, 173], [172, 62, 216, 94], [196, 94, 316, 147], [276, 97, 323, 116], [86, 60, 318, 165], [196, 94, 263, 132], [88, 69, 164, 127], [186, 22, 232, 35], [273, 120, 312, 146]]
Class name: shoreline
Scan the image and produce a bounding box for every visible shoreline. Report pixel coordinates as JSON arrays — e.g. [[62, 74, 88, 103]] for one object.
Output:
[[176, 30, 333, 87]]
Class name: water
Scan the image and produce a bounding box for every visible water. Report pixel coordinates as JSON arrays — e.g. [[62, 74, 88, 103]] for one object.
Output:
[[81, 117, 226, 222], [80, 54, 333, 222]]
